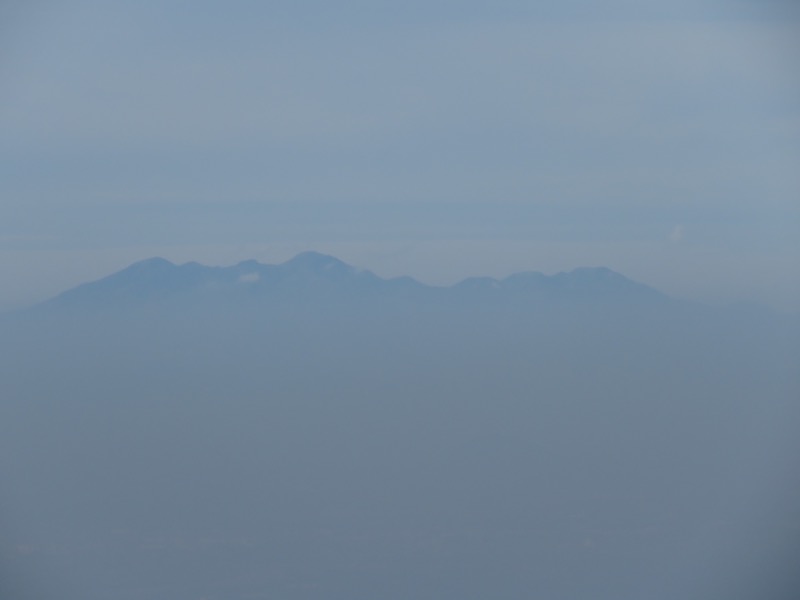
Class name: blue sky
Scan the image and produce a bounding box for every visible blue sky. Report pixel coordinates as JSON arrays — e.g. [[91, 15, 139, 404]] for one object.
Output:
[[1, 0, 798, 310]]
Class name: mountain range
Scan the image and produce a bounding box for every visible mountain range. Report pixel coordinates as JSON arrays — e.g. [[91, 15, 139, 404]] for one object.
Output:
[[38, 251, 667, 313]]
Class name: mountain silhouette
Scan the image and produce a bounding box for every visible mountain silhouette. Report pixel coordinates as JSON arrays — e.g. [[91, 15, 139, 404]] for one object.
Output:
[[37, 251, 667, 313]]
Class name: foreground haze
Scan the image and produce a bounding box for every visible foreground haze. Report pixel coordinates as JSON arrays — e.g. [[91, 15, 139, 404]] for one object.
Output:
[[1, 253, 798, 599]]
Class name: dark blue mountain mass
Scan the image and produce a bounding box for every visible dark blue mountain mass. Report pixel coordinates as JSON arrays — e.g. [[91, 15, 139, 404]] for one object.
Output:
[[39, 251, 667, 312]]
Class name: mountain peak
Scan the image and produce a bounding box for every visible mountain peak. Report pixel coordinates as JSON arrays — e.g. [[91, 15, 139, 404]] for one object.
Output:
[[124, 257, 176, 272], [283, 251, 344, 267], [565, 266, 624, 280]]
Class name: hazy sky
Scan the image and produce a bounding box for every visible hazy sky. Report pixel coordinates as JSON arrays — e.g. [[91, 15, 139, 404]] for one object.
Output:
[[1, 0, 798, 311]]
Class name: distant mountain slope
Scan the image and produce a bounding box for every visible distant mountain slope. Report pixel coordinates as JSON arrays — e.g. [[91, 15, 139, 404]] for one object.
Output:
[[35, 251, 667, 313], [455, 266, 664, 302]]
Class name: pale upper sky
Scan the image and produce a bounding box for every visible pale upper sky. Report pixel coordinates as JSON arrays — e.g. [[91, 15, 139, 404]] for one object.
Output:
[[1, 0, 798, 311]]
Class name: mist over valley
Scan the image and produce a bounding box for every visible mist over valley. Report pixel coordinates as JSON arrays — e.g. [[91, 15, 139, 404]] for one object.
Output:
[[1, 254, 798, 599]]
